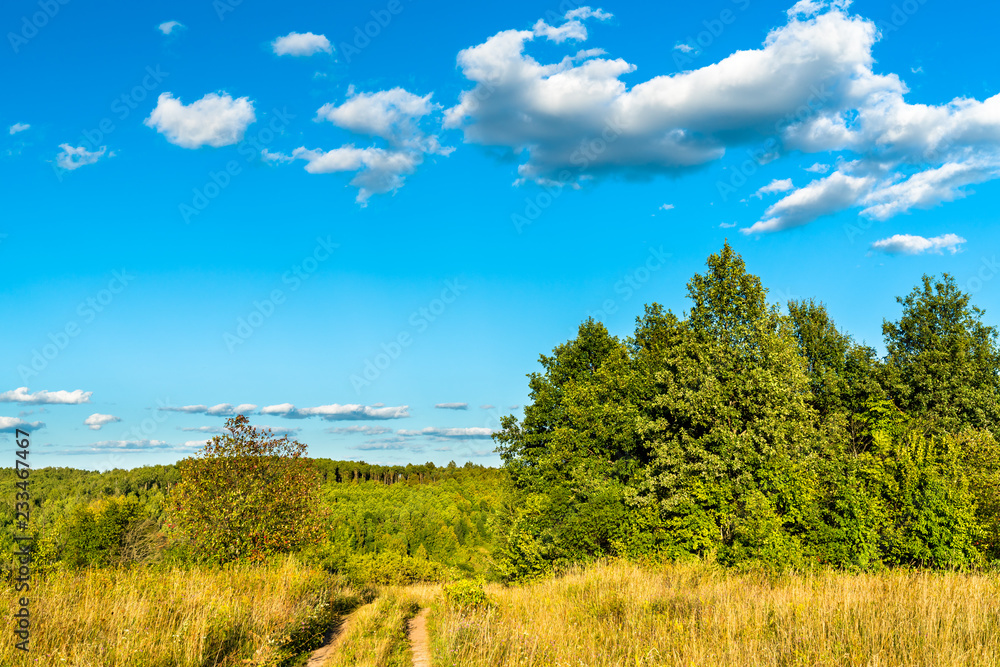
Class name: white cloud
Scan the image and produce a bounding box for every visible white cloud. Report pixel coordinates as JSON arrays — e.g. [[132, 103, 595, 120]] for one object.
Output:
[[0, 417, 44, 433], [316, 88, 437, 146], [0, 387, 92, 404], [446, 5, 894, 185], [533, 6, 611, 44], [326, 425, 393, 435], [285, 87, 452, 205], [444, 2, 1000, 234], [145, 92, 256, 148], [870, 233, 966, 255], [752, 178, 794, 198], [745, 171, 875, 234], [658, 203, 674, 211], [435, 402, 468, 410], [158, 21, 184, 35], [719, 221, 737, 228], [397, 427, 496, 439], [480, 404, 496, 409], [673, 43, 694, 53], [83, 439, 182, 453], [9, 122, 29, 135], [56, 144, 107, 170], [272, 32, 332, 56], [260, 403, 410, 420], [860, 161, 995, 220], [84, 413, 121, 430], [158, 403, 257, 416], [261, 149, 294, 163]]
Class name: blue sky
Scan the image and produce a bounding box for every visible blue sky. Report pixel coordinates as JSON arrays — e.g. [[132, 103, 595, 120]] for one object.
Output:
[[2, 0, 1000, 470]]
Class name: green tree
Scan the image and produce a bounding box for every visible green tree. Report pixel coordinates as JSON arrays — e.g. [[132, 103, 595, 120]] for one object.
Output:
[[883, 274, 1000, 432], [169, 415, 323, 563], [638, 243, 821, 566]]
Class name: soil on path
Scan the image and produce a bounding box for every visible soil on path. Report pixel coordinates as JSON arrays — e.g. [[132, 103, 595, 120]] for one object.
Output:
[[408, 607, 432, 667], [305, 603, 370, 667]]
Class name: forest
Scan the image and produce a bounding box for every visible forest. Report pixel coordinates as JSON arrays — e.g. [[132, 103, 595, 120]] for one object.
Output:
[[3, 243, 1000, 664], [3, 243, 1000, 582]]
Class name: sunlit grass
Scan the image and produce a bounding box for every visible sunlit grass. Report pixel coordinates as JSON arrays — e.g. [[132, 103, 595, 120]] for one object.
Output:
[[0, 557, 361, 666], [428, 560, 1000, 666]]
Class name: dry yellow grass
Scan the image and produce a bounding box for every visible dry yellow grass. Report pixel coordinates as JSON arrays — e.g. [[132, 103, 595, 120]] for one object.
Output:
[[428, 561, 1000, 667], [0, 557, 358, 666]]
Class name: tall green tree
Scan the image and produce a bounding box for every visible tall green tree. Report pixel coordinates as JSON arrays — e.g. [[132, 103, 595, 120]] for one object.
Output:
[[638, 243, 822, 566], [883, 274, 1000, 432]]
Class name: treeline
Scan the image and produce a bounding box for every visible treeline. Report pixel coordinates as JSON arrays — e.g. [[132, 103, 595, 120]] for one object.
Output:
[[0, 458, 501, 580], [494, 243, 1000, 578]]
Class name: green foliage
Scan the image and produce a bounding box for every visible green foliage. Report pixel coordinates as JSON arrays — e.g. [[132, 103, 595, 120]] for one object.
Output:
[[883, 273, 1000, 432], [168, 415, 324, 563], [443, 579, 491, 608], [496, 243, 1000, 577]]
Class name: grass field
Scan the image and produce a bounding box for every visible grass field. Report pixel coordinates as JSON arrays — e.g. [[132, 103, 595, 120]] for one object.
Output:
[[427, 561, 1000, 667], [4, 559, 1000, 666], [0, 557, 368, 666]]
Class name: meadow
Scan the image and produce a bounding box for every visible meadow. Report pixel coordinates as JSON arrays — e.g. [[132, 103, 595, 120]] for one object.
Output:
[[3, 558, 999, 666]]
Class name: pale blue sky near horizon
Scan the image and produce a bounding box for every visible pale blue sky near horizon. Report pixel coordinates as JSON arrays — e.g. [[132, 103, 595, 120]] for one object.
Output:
[[2, 0, 1000, 469]]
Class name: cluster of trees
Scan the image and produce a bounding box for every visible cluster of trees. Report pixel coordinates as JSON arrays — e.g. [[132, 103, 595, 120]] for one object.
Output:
[[495, 244, 1000, 578], [0, 422, 500, 580]]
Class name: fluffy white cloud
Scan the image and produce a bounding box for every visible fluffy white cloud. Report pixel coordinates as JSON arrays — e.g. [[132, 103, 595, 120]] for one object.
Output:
[[752, 178, 794, 198], [9, 122, 29, 134], [435, 403, 468, 410], [316, 88, 437, 146], [287, 87, 451, 205], [446, 4, 894, 185], [158, 403, 257, 416], [158, 21, 184, 35], [272, 31, 332, 56], [56, 144, 107, 170], [0, 387, 92, 404], [145, 92, 256, 148], [533, 6, 611, 43], [871, 233, 967, 255], [261, 403, 410, 420], [0, 417, 44, 433], [445, 2, 1000, 234], [659, 203, 674, 211], [84, 413, 121, 430], [745, 171, 874, 233]]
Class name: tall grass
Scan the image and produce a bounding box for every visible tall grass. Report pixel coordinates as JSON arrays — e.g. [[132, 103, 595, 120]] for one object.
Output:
[[323, 586, 437, 667], [0, 557, 363, 666], [429, 560, 1000, 666]]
